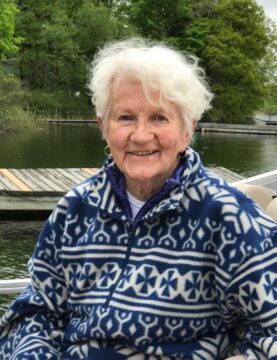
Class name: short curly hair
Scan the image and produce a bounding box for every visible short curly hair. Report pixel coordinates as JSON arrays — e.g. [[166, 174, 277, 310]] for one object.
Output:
[[88, 38, 213, 137]]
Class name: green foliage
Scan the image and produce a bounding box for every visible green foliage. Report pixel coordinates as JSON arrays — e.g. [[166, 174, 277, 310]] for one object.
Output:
[[74, 0, 136, 61], [29, 89, 92, 111], [200, 0, 272, 123], [183, 19, 211, 56], [16, 1, 79, 91], [1, 0, 274, 125], [0, 1, 32, 131], [0, 66, 34, 131], [123, 0, 276, 124], [120, 0, 192, 46], [0, 0, 21, 59], [15, 0, 135, 111], [262, 77, 277, 114]]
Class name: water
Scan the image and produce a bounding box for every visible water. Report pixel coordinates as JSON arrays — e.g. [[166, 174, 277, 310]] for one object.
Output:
[[0, 124, 277, 314], [0, 221, 42, 314], [0, 123, 106, 168], [192, 132, 277, 178], [0, 124, 276, 177]]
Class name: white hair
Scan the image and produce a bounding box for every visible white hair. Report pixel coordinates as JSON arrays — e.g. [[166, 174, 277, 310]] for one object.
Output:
[[88, 38, 213, 136]]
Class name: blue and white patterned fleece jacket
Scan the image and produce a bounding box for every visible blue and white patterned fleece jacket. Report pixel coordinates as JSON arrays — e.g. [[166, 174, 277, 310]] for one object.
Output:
[[0, 148, 277, 360]]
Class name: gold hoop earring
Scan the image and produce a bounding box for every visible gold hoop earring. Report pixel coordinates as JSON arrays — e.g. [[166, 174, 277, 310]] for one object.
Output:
[[104, 145, 112, 157], [178, 150, 186, 159]]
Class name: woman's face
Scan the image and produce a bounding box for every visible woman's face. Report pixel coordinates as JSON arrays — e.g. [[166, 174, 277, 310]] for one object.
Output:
[[98, 79, 191, 197]]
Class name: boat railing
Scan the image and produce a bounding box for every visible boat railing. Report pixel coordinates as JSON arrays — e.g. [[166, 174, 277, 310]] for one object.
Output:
[[0, 278, 30, 294], [233, 169, 277, 194]]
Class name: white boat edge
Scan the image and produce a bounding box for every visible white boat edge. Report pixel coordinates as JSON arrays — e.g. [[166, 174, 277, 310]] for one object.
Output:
[[0, 278, 30, 294], [232, 169, 277, 187]]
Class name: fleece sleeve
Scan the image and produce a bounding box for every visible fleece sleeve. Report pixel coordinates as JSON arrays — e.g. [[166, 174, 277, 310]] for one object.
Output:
[[0, 201, 69, 360], [225, 225, 277, 359]]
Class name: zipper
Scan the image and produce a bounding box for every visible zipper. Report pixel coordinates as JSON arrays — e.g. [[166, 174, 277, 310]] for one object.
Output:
[[103, 219, 136, 309]]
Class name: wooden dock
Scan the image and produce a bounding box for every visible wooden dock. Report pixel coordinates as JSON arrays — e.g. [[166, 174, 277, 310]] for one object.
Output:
[[47, 119, 97, 124], [0, 168, 98, 219], [0, 168, 98, 195], [0, 167, 244, 219], [197, 123, 277, 135]]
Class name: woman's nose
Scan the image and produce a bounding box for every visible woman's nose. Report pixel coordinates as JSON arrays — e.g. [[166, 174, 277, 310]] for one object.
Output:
[[130, 120, 154, 143]]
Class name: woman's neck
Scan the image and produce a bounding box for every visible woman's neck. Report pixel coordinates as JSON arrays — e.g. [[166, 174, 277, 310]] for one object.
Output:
[[126, 178, 165, 201]]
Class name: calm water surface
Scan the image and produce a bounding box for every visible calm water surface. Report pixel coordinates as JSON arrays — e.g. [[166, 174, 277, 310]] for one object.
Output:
[[0, 124, 105, 168], [0, 124, 276, 176], [0, 124, 276, 313], [0, 221, 42, 314]]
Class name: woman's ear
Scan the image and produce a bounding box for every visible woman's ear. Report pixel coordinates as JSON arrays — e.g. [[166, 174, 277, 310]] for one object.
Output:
[[186, 120, 196, 144], [97, 116, 103, 129], [191, 120, 196, 133], [181, 120, 195, 151], [98, 116, 107, 139]]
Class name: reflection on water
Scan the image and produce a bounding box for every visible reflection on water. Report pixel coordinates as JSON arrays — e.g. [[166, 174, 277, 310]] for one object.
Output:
[[192, 132, 277, 178], [0, 124, 276, 176], [0, 123, 106, 168], [0, 221, 43, 314]]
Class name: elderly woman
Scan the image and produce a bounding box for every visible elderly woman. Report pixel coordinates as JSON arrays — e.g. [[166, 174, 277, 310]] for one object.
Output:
[[0, 38, 276, 360]]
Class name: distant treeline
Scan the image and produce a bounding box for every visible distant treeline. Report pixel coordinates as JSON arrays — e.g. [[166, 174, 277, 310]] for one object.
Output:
[[0, 0, 276, 131]]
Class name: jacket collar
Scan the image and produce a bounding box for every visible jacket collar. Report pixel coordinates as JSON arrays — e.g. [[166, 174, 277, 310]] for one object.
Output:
[[83, 147, 203, 222]]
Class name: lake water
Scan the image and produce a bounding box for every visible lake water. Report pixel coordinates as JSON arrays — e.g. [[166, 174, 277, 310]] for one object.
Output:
[[1, 124, 277, 176], [0, 124, 277, 314]]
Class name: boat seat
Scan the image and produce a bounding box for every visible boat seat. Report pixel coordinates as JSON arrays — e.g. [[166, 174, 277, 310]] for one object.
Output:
[[265, 197, 277, 221], [234, 184, 272, 210]]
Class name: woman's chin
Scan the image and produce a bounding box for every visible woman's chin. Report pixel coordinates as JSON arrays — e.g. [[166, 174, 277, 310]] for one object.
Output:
[[125, 166, 165, 186]]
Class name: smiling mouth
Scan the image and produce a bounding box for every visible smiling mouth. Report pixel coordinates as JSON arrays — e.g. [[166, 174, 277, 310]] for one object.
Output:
[[129, 150, 158, 156]]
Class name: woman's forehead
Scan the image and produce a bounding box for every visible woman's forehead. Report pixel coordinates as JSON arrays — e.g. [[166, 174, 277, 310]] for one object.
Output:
[[108, 77, 183, 120], [111, 78, 161, 104]]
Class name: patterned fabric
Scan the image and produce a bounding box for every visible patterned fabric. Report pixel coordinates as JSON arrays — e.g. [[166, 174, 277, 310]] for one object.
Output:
[[0, 147, 276, 360]]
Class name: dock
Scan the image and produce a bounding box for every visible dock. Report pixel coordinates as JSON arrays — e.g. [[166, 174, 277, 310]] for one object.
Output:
[[0, 167, 244, 219], [47, 119, 97, 124], [47, 120, 277, 134], [197, 123, 277, 135], [0, 168, 98, 194], [0, 168, 98, 219]]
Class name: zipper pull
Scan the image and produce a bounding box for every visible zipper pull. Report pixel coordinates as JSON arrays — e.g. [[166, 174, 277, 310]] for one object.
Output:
[[127, 220, 134, 233]]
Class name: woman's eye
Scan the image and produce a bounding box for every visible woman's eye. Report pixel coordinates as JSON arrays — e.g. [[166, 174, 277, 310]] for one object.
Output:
[[153, 114, 168, 122], [118, 115, 134, 121]]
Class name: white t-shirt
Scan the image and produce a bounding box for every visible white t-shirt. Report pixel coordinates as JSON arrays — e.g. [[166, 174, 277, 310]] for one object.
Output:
[[126, 191, 146, 219]]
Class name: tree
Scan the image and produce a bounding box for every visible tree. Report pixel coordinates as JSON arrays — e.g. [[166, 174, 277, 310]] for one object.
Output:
[[15, 0, 135, 110], [120, 0, 276, 123], [262, 74, 277, 114], [0, 0, 21, 60], [0, 0, 33, 131], [0, 66, 32, 131], [119, 0, 193, 48], [16, 1, 79, 92], [200, 0, 274, 123], [74, 0, 135, 63]]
